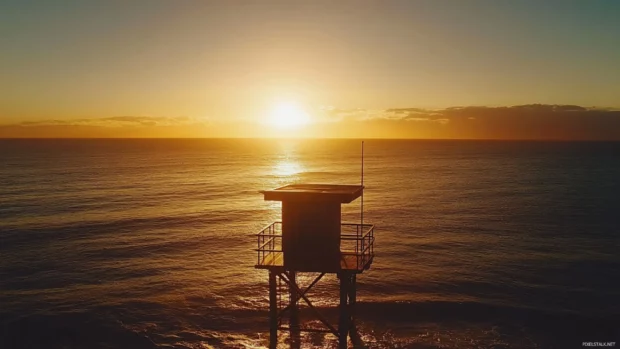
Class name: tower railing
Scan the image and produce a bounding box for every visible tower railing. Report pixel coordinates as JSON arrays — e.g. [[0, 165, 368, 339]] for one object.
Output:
[[340, 222, 375, 270], [256, 221, 283, 266], [255, 222, 374, 271]]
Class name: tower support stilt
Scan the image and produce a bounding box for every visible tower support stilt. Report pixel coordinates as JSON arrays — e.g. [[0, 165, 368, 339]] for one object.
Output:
[[338, 272, 351, 348], [289, 271, 299, 329], [266, 271, 361, 348], [269, 271, 278, 349], [349, 273, 357, 330], [288, 271, 300, 347]]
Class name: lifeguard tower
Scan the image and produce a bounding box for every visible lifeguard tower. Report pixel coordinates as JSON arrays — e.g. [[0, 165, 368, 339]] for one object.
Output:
[[255, 183, 375, 348]]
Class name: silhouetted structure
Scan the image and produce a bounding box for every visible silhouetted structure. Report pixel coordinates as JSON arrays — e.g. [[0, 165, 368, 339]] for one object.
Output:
[[255, 183, 375, 348]]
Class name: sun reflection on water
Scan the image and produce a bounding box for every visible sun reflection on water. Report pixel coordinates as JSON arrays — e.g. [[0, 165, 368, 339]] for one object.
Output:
[[272, 159, 304, 177]]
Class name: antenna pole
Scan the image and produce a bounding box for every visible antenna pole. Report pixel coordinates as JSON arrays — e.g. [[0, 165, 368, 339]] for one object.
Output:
[[361, 141, 364, 228]]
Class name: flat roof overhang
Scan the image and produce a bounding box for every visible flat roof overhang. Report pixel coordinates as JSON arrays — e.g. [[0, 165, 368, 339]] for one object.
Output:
[[260, 184, 364, 203]]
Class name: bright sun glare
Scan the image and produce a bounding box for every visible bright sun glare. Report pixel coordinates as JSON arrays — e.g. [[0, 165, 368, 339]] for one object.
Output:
[[269, 101, 310, 129]]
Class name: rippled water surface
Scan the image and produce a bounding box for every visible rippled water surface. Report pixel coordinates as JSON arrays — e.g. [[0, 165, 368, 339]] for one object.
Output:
[[1, 139, 619, 348]]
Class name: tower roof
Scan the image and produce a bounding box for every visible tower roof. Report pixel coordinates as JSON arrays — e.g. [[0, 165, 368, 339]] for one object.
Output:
[[260, 183, 363, 203]]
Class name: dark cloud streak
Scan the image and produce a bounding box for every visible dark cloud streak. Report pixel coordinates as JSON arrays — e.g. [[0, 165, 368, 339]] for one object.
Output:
[[1, 105, 619, 140], [322, 104, 620, 140]]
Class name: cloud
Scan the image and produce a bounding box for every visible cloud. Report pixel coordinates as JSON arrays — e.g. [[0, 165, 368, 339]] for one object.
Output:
[[2, 105, 619, 139], [0, 115, 214, 138], [316, 108, 373, 122], [385, 107, 430, 114], [318, 104, 620, 139], [326, 106, 449, 123], [17, 116, 199, 128]]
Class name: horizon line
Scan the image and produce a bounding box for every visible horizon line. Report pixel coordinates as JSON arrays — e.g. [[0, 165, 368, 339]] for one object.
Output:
[[2, 137, 620, 142]]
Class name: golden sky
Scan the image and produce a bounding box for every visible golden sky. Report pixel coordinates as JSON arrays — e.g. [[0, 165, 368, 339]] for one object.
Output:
[[1, 1, 619, 139]]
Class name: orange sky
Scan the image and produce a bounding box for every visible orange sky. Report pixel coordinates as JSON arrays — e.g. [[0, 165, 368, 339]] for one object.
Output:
[[1, 1, 619, 139], [2, 105, 619, 140]]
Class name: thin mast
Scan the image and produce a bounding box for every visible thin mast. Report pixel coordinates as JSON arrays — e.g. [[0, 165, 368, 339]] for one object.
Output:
[[361, 140, 364, 228]]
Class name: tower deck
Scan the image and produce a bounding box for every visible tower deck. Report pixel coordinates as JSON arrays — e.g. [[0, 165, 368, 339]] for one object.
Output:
[[254, 221, 375, 273], [256, 251, 373, 272]]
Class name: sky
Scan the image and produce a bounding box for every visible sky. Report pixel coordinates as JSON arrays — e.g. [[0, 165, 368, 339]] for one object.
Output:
[[1, 0, 619, 139]]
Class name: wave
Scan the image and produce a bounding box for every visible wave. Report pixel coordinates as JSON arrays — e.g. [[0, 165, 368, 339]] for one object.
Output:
[[263, 170, 356, 179], [2, 300, 616, 349]]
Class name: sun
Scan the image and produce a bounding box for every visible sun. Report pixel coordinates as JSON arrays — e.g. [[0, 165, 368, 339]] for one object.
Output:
[[269, 101, 310, 129]]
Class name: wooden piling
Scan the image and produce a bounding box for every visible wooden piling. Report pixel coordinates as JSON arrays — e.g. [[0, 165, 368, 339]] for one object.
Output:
[[289, 271, 299, 329], [269, 271, 277, 349], [348, 273, 356, 328], [338, 273, 350, 348]]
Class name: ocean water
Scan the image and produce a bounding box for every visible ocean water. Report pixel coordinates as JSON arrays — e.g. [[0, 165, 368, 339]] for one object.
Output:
[[0, 139, 619, 349]]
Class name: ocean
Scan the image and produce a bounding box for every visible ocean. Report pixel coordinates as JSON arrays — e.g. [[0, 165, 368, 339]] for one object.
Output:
[[1, 139, 618, 349]]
